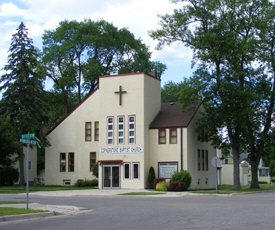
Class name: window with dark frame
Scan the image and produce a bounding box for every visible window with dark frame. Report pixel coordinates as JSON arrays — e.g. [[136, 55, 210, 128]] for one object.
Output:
[[124, 163, 130, 179], [60, 153, 66, 172], [198, 149, 200, 171], [94, 121, 99, 141], [133, 163, 139, 179], [159, 128, 166, 144], [202, 150, 205, 171], [85, 122, 91, 141], [90, 152, 96, 171], [206, 150, 208, 171], [68, 152, 74, 172], [169, 128, 177, 144]]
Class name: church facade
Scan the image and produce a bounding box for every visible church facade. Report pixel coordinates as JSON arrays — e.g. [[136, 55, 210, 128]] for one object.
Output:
[[45, 72, 216, 189]]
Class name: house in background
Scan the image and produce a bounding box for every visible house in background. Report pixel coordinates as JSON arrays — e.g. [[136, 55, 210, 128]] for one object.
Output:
[[45, 72, 217, 189], [217, 151, 271, 185], [14, 146, 37, 184]]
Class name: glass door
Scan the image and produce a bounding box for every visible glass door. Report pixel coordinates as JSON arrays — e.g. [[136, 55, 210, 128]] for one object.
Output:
[[103, 165, 120, 188]]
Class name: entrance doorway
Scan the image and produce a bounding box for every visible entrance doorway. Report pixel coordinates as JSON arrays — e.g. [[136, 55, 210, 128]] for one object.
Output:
[[103, 165, 120, 188]]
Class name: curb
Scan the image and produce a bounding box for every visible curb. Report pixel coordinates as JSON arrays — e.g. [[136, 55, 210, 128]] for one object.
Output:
[[0, 211, 62, 222]]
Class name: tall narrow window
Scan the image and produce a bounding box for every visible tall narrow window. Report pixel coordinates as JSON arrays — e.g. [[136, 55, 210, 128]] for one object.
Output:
[[202, 150, 205, 171], [68, 152, 74, 172], [85, 122, 91, 141], [159, 129, 166, 144], [107, 117, 114, 145], [60, 153, 66, 172], [118, 116, 124, 144], [90, 152, 96, 171], [169, 128, 177, 144], [197, 150, 200, 171], [129, 116, 135, 144], [94, 121, 99, 141], [205, 150, 208, 171], [133, 163, 139, 179], [124, 163, 130, 179]]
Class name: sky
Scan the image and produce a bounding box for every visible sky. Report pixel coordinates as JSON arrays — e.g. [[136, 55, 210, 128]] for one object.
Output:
[[0, 0, 194, 93]]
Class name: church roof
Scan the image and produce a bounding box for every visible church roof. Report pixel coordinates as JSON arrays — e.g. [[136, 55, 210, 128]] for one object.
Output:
[[149, 102, 200, 129]]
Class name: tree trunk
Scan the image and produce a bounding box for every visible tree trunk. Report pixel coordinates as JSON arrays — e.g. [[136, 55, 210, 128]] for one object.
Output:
[[19, 148, 25, 186], [232, 147, 241, 189], [250, 159, 260, 189]]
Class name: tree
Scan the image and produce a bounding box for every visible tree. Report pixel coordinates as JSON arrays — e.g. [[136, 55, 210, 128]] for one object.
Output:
[[161, 81, 185, 103], [0, 113, 20, 166], [42, 18, 166, 113], [0, 22, 50, 186], [149, 0, 275, 189]]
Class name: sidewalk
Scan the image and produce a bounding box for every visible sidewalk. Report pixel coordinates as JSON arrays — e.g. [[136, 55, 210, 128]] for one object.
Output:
[[0, 189, 230, 223]]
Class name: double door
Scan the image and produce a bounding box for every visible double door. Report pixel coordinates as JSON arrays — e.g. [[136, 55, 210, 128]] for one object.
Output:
[[103, 165, 120, 188]]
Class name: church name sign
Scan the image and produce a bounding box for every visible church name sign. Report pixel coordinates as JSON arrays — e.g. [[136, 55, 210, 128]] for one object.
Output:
[[100, 146, 143, 154]]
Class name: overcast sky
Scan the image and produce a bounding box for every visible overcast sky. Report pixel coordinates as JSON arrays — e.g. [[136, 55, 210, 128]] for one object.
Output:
[[0, 0, 194, 91]]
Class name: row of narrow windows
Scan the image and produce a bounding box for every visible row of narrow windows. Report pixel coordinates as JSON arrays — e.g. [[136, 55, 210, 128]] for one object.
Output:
[[158, 128, 177, 144], [85, 116, 136, 145], [198, 149, 209, 171]]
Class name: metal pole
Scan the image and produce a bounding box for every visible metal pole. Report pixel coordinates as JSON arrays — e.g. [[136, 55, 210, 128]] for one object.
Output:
[[215, 158, 218, 193], [26, 143, 29, 209]]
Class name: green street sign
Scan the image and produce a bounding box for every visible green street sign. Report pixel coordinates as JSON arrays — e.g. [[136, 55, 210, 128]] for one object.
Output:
[[21, 133, 35, 139], [20, 139, 36, 145]]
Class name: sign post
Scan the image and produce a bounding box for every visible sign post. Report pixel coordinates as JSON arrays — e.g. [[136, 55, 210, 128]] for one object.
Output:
[[20, 133, 38, 209], [211, 156, 221, 193]]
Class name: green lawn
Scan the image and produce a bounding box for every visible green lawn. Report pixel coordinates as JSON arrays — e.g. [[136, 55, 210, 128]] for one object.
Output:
[[0, 185, 98, 194], [191, 184, 275, 194], [0, 207, 46, 216]]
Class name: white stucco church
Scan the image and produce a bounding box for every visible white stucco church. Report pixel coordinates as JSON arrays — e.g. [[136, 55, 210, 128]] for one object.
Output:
[[45, 72, 216, 189]]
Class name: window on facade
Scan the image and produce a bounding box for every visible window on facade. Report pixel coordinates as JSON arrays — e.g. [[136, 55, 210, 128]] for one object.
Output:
[[124, 163, 130, 179], [202, 150, 205, 171], [205, 150, 208, 171], [169, 128, 177, 144], [159, 129, 166, 144], [107, 117, 114, 145], [198, 150, 200, 171], [68, 152, 74, 172], [118, 116, 124, 144], [224, 158, 229, 164], [26, 160, 32, 171], [90, 152, 96, 171], [259, 169, 268, 177], [60, 153, 66, 172], [94, 121, 99, 141], [85, 122, 91, 141], [129, 116, 135, 144], [133, 163, 139, 179]]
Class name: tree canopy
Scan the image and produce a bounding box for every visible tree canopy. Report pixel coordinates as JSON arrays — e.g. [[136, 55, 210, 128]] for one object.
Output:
[[150, 0, 275, 189]]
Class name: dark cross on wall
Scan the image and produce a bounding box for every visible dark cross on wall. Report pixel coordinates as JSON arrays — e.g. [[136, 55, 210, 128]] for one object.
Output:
[[114, 85, 127, 106]]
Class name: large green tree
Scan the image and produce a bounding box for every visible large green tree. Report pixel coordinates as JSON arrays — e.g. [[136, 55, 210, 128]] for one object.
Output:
[[150, 0, 275, 189], [42, 19, 166, 119], [0, 22, 49, 185]]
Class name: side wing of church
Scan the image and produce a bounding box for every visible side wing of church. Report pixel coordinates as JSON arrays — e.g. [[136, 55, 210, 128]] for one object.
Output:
[[45, 72, 216, 189]]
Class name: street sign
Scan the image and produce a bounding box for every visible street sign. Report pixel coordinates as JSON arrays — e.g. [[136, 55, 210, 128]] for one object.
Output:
[[211, 156, 221, 167], [21, 133, 35, 139], [20, 139, 36, 145]]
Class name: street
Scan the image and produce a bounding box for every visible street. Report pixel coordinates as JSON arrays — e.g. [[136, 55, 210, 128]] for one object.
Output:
[[1, 191, 274, 230]]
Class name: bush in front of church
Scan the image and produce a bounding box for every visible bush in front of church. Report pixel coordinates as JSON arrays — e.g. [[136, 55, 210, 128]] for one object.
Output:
[[156, 181, 169, 191], [74, 179, 98, 187], [152, 178, 165, 189], [170, 170, 192, 190], [147, 166, 156, 189], [169, 181, 186, 191]]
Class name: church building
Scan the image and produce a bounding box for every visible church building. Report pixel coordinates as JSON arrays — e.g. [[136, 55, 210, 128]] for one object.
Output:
[[45, 72, 216, 189]]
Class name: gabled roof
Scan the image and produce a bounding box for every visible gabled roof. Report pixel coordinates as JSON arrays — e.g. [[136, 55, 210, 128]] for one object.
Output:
[[149, 102, 200, 129]]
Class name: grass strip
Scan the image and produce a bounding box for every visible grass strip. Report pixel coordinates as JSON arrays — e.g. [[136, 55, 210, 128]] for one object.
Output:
[[0, 207, 47, 216], [118, 192, 166, 195], [0, 202, 26, 205]]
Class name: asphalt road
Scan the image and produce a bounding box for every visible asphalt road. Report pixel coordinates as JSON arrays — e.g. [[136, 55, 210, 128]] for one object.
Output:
[[1, 191, 275, 230]]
